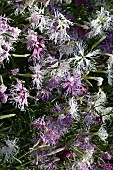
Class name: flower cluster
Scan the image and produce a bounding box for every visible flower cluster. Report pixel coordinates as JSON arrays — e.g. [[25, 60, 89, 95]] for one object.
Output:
[[0, 0, 113, 169], [0, 16, 21, 66]]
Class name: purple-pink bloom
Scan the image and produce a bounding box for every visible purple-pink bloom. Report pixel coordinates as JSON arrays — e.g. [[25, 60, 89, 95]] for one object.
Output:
[[10, 68, 19, 75], [101, 163, 113, 170], [32, 114, 72, 146], [103, 152, 111, 160], [0, 84, 8, 103], [0, 16, 21, 66], [62, 72, 85, 96], [36, 89, 52, 101], [26, 29, 45, 62], [9, 80, 29, 111], [0, 93, 8, 103]]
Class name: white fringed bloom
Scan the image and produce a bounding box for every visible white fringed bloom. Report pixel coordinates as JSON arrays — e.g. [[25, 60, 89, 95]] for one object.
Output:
[[29, 64, 44, 89], [97, 125, 108, 142], [59, 41, 75, 57], [69, 97, 79, 120], [94, 88, 106, 112], [107, 55, 113, 85], [28, 6, 52, 32], [68, 41, 99, 71], [48, 11, 73, 44], [56, 61, 70, 78], [0, 138, 19, 163], [89, 7, 113, 37]]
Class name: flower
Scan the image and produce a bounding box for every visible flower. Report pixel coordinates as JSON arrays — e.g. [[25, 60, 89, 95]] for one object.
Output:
[[107, 54, 113, 85], [28, 6, 52, 32], [0, 138, 19, 163], [0, 84, 8, 103], [89, 7, 113, 37], [62, 72, 84, 96], [29, 64, 44, 89], [0, 84, 7, 93], [103, 152, 111, 160], [68, 97, 79, 120], [101, 163, 113, 170], [26, 29, 45, 62], [32, 114, 71, 146], [97, 125, 108, 142], [68, 41, 99, 71], [0, 16, 21, 66], [59, 41, 75, 57], [9, 80, 29, 111], [47, 10, 73, 44], [36, 89, 52, 101], [0, 93, 8, 103], [94, 88, 107, 112]]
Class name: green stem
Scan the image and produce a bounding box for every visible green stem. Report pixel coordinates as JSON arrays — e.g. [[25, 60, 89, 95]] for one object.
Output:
[[17, 73, 33, 78], [91, 36, 106, 50]]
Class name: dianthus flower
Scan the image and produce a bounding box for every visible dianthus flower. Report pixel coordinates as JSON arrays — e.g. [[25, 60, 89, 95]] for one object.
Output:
[[26, 29, 45, 62], [9, 80, 29, 111]]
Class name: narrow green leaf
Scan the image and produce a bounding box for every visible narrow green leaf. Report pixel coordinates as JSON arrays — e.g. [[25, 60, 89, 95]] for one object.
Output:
[[0, 114, 16, 119], [12, 54, 30, 57], [45, 147, 65, 156]]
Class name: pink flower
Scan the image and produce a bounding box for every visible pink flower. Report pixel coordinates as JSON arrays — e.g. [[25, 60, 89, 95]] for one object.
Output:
[[9, 80, 29, 111]]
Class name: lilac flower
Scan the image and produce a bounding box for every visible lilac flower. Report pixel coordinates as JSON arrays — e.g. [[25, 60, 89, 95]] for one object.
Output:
[[36, 89, 52, 101], [0, 84, 8, 103], [9, 68, 19, 75], [0, 84, 7, 93], [103, 152, 111, 160], [9, 80, 29, 111], [0, 16, 21, 66], [62, 72, 84, 96], [57, 113, 72, 127], [32, 114, 71, 146], [40, 128, 60, 145], [26, 29, 45, 62], [47, 78, 60, 91], [101, 163, 113, 170], [0, 93, 8, 103]]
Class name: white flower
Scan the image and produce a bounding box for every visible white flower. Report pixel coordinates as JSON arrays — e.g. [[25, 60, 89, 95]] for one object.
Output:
[[94, 77, 103, 86], [69, 97, 79, 120], [0, 138, 19, 163], [56, 0, 72, 4], [82, 149, 94, 167], [94, 88, 106, 112], [101, 107, 112, 124], [56, 61, 70, 78], [107, 55, 113, 85], [68, 41, 99, 71], [29, 64, 44, 89], [97, 125, 108, 142], [59, 41, 75, 57], [0, 84, 7, 93], [28, 6, 52, 32], [47, 11, 73, 44], [89, 7, 113, 37]]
